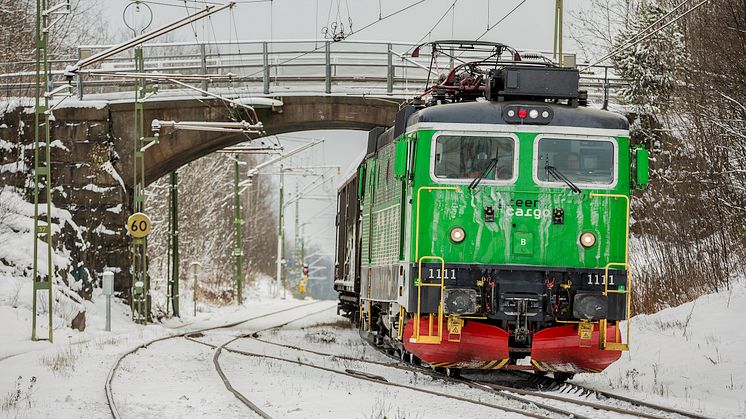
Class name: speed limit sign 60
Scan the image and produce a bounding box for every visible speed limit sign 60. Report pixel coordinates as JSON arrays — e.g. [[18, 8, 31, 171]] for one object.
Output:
[[127, 212, 152, 238]]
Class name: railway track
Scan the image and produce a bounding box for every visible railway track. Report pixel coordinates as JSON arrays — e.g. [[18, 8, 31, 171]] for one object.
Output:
[[248, 333, 577, 419], [359, 333, 711, 419], [188, 309, 555, 419], [488, 370, 712, 419], [104, 301, 325, 419], [106, 304, 710, 418], [250, 324, 711, 419]]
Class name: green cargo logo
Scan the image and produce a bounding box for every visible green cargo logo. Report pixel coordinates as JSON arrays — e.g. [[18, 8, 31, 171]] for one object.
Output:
[[498, 199, 552, 220], [506, 207, 552, 219], [500, 199, 551, 219]]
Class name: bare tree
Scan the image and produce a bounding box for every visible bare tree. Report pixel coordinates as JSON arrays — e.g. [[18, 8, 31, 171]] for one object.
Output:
[[614, 0, 746, 312], [0, 0, 109, 97], [146, 150, 280, 309], [569, 0, 639, 62]]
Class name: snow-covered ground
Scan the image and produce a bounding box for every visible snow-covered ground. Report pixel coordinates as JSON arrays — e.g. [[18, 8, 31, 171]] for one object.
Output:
[[575, 277, 746, 418], [1, 271, 745, 418], [0, 274, 316, 418]]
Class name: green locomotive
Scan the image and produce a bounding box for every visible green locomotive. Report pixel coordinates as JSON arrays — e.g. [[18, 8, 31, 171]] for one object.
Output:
[[334, 41, 648, 379]]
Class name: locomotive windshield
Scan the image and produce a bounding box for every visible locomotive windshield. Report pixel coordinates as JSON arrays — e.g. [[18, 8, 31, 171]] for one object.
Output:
[[536, 138, 615, 186], [433, 134, 515, 182]]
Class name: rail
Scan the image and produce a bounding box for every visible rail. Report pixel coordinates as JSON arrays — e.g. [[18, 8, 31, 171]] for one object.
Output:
[[0, 39, 628, 106]]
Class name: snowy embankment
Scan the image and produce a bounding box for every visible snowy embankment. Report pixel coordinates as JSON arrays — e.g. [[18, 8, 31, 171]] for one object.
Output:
[[576, 277, 746, 417], [0, 186, 88, 348]]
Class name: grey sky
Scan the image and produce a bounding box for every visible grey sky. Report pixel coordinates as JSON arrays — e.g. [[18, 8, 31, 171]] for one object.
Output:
[[108, 1, 582, 52], [104, 0, 586, 252]]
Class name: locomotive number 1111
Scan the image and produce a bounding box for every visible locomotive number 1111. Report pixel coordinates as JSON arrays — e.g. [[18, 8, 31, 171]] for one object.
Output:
[[588, 273, 615, 285], [427, 268, 457, 280]]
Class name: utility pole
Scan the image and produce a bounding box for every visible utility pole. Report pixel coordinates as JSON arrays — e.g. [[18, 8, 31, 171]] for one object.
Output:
[[190, 262, 202, 316], [276, 164, 285, 298], [126, 1, 157, 325], [294, 183, 300, 251], [167, 170, 179, 316], [31, 0, 70, 342], [294, 183, 301, 272], [121, 2, 241, 324], [299, 223, 305, 270], [553, 0, 564, 67], [233, 155, 244, 304]]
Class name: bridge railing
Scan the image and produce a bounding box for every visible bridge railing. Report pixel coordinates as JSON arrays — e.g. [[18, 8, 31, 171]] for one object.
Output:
[[0, 39, 627, 106]]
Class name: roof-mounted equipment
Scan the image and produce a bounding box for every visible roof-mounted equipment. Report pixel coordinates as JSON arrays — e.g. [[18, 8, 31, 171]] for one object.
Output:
[[485, 66, 585, 106]]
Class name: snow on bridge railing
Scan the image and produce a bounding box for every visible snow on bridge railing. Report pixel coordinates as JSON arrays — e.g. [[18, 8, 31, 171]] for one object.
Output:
[[0, 39, 627, 106]]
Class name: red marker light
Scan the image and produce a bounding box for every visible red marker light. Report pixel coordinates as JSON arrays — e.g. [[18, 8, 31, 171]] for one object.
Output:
[[518, 108, 527, 119]]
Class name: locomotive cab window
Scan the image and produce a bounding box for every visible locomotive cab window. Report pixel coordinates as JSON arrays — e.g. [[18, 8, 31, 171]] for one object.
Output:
[[534, 136, 617, 188], [432, 133, 517, 183]]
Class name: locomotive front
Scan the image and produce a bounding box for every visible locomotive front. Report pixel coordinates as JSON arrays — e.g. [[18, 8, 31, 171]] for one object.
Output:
[[401, 99, 647, 375]]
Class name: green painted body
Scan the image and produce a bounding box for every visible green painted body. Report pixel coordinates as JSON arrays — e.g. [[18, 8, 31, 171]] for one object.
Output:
[[361, 129, 631, 272]]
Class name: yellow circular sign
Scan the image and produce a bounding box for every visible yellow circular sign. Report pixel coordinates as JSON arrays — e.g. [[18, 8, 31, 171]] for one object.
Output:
[[127, 212, 152, 238]]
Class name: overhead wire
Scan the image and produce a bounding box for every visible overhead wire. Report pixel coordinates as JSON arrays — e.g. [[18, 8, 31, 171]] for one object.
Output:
[[150, 0, 221, 6], [407, 0, 460, 55], [475, 0, 527, 41], [198, 0, 245, 127], [326, 0, 335, 34], [584, 0, 710, 68], [139, 0, 203, 9], [239, 0, 427, 81], [345, 0, 353, 33], [229, 7, 252, 98], [451, 2, 455, 39], [129, 1, 215, 113], [128, 1, 264, 127], [353, 0, 426, 35], [225, 6, 256, 142], [183, 1, 202, 41], [592, 0, 691, 62]]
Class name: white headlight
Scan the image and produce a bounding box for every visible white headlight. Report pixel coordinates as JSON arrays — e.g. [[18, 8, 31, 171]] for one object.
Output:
[[529, 109, 539, 119], [450, 227, 465, 243], [541, 110, 550, 118], [580, 232, 596, 248]]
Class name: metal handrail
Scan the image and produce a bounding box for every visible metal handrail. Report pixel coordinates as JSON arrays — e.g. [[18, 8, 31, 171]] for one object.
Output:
[[589, 192, 632, 351], [0, 39, 628, 104]]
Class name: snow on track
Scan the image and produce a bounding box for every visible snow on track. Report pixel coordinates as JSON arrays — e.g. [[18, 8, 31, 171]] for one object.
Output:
[[106, 300, 330, 418]]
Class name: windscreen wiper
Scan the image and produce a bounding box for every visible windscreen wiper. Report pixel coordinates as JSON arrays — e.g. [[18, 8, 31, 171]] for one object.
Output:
[[468, 158, 498, 190], [545, 165, 582, 194]]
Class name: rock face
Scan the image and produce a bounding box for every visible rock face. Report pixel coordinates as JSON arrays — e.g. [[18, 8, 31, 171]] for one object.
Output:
[[0, 102, 132, 295]]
